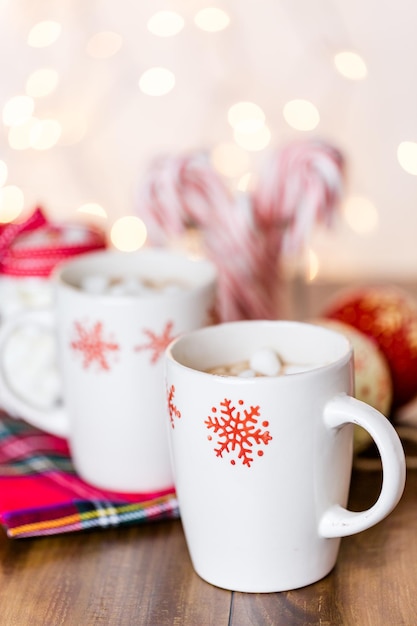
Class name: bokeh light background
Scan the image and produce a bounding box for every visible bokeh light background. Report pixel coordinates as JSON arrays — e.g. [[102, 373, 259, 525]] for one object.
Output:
[[1, 0, 416, 281]]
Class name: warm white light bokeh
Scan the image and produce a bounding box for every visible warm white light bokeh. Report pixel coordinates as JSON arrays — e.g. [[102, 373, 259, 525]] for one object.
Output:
[[334, 51, 367, 80], [138, 67, 176, 96], [342, 196, 379, 235], [110, 216, 147, 251], [2, 96, 34, 127], [31, 119, 62, 150], [8, 118, 37, 150], [211, 142, 251, 178], [0, 186, 24, 223], [26, 69, 59, 98], [228, 102, 266, 134], [397, 142, 417, 176], [27, 21, 62, 48], [306, 248, 319, 282], [147, 11, 185, 37], [233, 125, 271, 151], [194, 8, 230, 32], [0, 1, 416, 282], [283, 100, 320, 131]]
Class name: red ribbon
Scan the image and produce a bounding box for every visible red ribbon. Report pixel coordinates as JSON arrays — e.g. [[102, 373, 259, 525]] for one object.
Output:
[[0, 207, 107, 277], [0, 207, 47, 261]]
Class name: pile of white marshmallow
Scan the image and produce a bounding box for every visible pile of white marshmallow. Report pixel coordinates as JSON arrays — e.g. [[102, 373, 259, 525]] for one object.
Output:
[[209, 347, 317, 378], [79, 274, 186, 297]]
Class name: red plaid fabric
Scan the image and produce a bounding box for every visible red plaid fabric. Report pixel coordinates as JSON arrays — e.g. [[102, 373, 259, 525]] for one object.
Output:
[[0, 412, 178, 538]]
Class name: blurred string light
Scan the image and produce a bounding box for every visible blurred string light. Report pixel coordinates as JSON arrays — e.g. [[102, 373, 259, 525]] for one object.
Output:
[[27, 21, 62, 48], [283, 99, 320, 131], [26, 68, 59, 98], [306, 248, 319, 282], [194, 8, 230, 32], [86, 31, 123, 59], [228, 102, 265, 133], [8, 118, 37, 150], [228, 101, 271, 151], [211, 142, 250, 178], [2, 95, 34, 127], [397, 141, 417, 175], [77, 203, 108, 218], [234, 125, 271, 151], [8, 118, 61, 150], [110, 216, 147, 251], [139, 67, 175, 96], [334, 51, 367, 80], [0, 3, 408, 277], [31, 120, 62, 150], [0, 186, 24, 223], [147, 11, 184, 37], [342, 196, 379, 234]]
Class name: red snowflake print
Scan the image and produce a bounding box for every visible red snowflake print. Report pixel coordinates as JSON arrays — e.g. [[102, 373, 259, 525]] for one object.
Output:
[[135, 320, 176, 364], [167, 384, 181, 428], [205, 398, 272, 467], [70, 320, 119, 371]]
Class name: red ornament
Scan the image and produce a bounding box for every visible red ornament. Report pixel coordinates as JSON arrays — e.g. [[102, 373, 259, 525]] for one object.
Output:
[[323, 286, 417, 411]]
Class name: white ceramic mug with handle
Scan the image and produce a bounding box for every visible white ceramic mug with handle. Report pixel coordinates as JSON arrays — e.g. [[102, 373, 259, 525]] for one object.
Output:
[[165, 320, 406, 592], [0, 248, 217, 493]]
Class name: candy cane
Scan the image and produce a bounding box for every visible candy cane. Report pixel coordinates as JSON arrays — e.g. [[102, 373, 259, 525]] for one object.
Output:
[[252, 140, 344, 254], [136, 141, 345, 321], [137, 152, 272, 321]]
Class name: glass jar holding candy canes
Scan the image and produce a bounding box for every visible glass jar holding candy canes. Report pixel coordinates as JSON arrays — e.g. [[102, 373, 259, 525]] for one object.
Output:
[[136, 140, 345, 323]]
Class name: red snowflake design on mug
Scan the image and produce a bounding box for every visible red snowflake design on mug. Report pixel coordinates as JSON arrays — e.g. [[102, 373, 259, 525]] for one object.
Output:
[[70, 320, 119, 371], [135, 320, 176, 364], [167, 384, 181, 428], [205, 398, 272, 467]]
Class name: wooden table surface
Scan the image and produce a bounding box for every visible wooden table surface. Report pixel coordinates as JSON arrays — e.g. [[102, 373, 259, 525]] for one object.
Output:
[[0, 463, 415, 625]]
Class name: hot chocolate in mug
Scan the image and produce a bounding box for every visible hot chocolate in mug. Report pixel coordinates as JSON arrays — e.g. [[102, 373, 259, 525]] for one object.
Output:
[[0, 248, 217, 492], [165, 320, 406, 592]]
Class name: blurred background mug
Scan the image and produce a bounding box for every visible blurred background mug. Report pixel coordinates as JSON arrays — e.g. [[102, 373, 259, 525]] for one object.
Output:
[[0, 248, 217, 493], [165, 320, 406, 592]]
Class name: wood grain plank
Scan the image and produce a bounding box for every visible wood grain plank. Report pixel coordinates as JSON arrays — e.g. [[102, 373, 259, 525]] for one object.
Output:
[[230, 469, 417, 625], [0, 519, 231, 625]]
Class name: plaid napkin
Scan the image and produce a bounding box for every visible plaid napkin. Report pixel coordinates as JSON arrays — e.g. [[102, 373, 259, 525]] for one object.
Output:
[[0, 412, 179, 538]]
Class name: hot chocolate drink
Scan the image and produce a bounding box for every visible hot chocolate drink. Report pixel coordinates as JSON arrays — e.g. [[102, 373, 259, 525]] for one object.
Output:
[[207, 347, 318, 378]]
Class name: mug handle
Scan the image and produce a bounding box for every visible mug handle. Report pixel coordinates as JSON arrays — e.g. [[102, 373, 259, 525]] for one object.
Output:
[[319, 393, 406, 538], [0, 309, 70, 438]]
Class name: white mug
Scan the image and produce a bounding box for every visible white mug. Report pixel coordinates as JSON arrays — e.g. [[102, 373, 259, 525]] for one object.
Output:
[[0, 248, 217, 493], [165, 320, 406, 592]]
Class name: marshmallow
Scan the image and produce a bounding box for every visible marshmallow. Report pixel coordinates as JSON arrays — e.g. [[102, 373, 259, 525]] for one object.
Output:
[[3, 327, 61, 411], [238, 369, 256, 378], [121, 276, 149, 295], [161, 283, 184, 295], [81, 274, 109, 294], [249, 348, 282, 376], [107, 283, 129, 296]]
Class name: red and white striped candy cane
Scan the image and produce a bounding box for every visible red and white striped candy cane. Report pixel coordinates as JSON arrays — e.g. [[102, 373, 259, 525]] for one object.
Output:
[[252, 140, 345, 254], [137, 141, 345, 321], [137, 152, 272, 321], [250, 140, 345, 319]]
